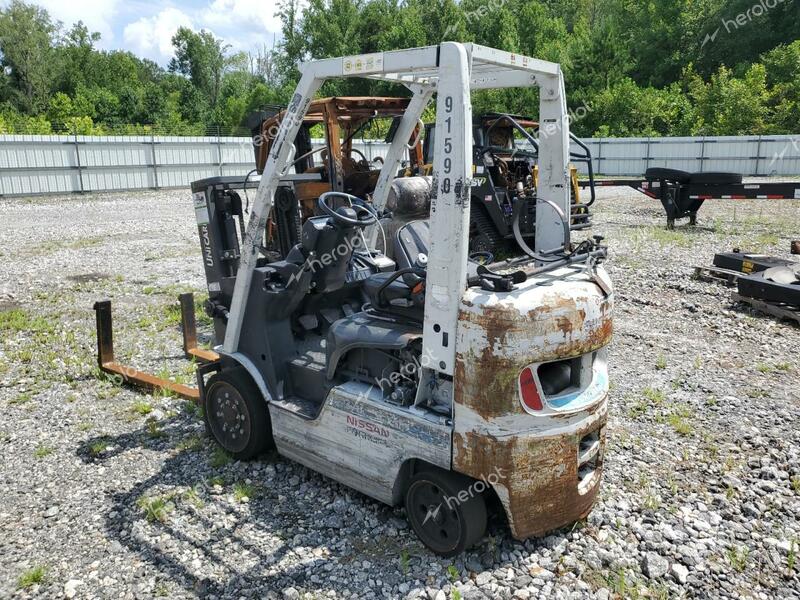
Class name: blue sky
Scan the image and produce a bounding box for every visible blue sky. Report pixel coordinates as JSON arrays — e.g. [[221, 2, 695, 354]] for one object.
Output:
[[23, 0, 285, 65]]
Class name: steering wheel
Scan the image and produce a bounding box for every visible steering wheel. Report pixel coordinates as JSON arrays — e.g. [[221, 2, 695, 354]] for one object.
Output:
[[469, 251, 494, 265], [318, 192, 379, 228]]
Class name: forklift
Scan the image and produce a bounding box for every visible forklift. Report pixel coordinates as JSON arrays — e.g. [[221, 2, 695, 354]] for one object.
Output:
[[195, 43, 613, 556]]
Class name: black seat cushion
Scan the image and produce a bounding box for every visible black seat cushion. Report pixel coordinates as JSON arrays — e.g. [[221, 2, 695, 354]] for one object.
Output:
[[688, 171, 743, 185]]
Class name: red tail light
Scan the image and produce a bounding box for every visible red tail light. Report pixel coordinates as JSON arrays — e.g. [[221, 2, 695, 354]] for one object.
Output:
[[519, 367, 543, 411]]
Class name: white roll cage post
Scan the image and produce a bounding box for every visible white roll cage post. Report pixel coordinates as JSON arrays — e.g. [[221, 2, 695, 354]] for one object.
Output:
[[222, 43, 572, 383]]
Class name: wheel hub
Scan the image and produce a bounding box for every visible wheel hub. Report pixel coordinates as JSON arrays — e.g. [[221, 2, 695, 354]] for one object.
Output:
[[207, 381, 251, 453]]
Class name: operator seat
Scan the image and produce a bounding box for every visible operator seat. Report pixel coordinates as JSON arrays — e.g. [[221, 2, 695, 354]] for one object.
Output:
[[284, 206, 363, 294], [362, 221, 430, 321]]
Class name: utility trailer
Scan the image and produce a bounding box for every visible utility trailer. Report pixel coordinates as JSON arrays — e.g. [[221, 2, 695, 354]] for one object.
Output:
[[196, 43, 613, 556], [584, 168, 800, 228]]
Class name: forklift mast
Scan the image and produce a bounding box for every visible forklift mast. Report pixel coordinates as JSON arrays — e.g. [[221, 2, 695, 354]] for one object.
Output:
[[222, 43, 573, 378]]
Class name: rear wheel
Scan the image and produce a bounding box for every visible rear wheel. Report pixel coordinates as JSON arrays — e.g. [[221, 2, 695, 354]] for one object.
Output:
[[204, 367, 271, 460], [405, 469, 487, 557]]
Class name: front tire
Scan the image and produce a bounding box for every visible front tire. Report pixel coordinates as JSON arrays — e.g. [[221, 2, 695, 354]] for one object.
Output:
[[405, 469, 487, 557], [204, 367, 271, 460]]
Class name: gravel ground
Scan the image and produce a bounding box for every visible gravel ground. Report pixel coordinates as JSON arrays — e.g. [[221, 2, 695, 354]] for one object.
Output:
[[0, 187, 798, 599]]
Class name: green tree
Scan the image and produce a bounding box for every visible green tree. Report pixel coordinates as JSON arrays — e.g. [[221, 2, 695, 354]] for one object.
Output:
[[0, 0, 58, 112], [169, 27, 231, 111]]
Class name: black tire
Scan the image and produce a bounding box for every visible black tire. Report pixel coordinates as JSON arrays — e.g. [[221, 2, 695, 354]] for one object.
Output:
[[645, 167, 691, 183], [204, 367, 272, 460], [688, 171, 743, 185], [405, 469, 487, 557]]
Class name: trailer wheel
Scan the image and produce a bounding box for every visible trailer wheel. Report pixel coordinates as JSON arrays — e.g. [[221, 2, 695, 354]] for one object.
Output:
[[204, 367, 271, 460], [405, 469, 487, 557]]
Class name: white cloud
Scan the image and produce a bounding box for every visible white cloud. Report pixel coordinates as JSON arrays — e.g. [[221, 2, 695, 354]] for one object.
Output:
[[123, 7, 194, 62], [35, 0, 120, 45], [202, 0, 283, 36]]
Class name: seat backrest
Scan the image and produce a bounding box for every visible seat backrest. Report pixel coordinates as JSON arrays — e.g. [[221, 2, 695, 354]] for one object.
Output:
[[395, 220, 431, 270], [300, 212, 361, 293]]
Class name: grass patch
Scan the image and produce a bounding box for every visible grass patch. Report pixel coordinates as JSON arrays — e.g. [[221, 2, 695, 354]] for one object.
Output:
[[177, 434, 203, 452], [791, 477, 799, 493], [131, 400, 153, 416], [667, 412, 694, 436], [17, 566, 45, 589], [88, 438, 110, 457], [647, 226, 693, 248], [0, 309, 56, 335], [209, 446, 232, 468], [643, 387, 665, 405], [136, 494, 174, 523], [233, 481, 258, 502], [756, 363, 773, 373], [655, 354, 667, 370], [208, 475, 225, 487], [146, 420, 165, 439], [727, 546, 749, 572], [447, 564, 459, 581], [33, 444, 54, 458], [182, 485, 205, 509], [9, 391, 33, 405]]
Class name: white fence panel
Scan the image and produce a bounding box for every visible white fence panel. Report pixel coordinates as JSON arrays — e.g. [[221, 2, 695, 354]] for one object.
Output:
[[0, 134, 798, 197]]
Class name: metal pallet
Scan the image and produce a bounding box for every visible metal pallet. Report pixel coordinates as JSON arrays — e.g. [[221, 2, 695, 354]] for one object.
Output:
[[693, 265, 743, 287], [732, 292, 800, 326]]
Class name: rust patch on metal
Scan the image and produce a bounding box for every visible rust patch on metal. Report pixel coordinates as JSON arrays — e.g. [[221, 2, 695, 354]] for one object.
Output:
[[455, 297, 612, 421], [453, 404, 607, 539]]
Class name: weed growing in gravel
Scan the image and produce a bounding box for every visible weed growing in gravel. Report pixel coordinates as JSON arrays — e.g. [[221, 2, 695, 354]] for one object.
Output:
[[183, 400, 205, 421], [77, 422, 93, 432], [33, 444, 53, 458], [791, 477, 799, 493], [17, 566, 46, 589], [177, 434, 204, 452], [667, 413, 693, 436], [788, 540, 797, 574], [9, 391, 33, 405], [207, 475, 225, 487], [0, 309, 56, 335], [655, 354, 667, 370], [399, 549, 410, 574], [643, 387, 665, 405], [182, 486, 204, 509], [646, 226, 693, 248], [131, 400, 153, 416], [88, 438, 110, 457], [775, 362, 792, 372], [146, 420, 165, 439], [136, 494, 174, 523], [210, 446, 232, 468], [233, 482, 258, 502], [727, 546, 749, 572], [756, 363, 773, 373], [452, 590, 462, 600], [447, 564, 459, 581]]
